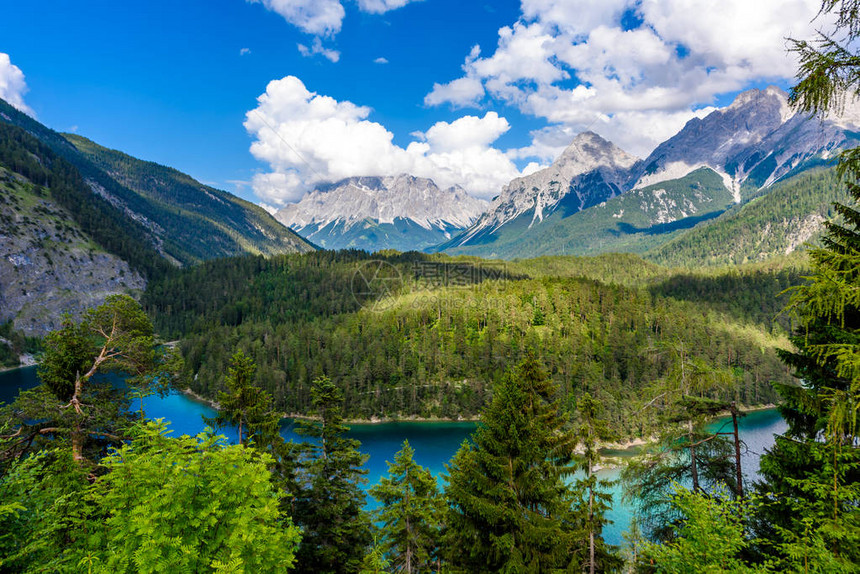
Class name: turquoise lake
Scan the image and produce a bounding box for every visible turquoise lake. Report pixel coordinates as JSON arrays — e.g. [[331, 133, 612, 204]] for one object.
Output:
[[0, 366, 787, 547]]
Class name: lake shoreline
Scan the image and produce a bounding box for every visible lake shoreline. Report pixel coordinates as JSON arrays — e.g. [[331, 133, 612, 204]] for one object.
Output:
[[181, 387, 481, 424], [0, 356, 37, 374], [183, 387, 775, 427], [3, 368, 788, 550], [180, 387, 778, 465]]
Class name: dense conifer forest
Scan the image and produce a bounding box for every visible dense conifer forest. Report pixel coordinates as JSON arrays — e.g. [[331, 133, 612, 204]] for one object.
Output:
[[142, 250, 791, 428]]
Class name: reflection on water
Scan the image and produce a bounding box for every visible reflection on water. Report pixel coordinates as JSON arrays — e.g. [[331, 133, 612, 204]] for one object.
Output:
[[708, 408, 788, 479], [0, 366, 788, 547], [0, 366, 40, 405]]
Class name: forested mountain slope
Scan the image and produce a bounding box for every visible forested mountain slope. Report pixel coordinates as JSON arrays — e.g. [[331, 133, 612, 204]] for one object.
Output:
[[647, 168, 842, 267], [65, 133, 314, 262], [0, 98, 314, 268], [144, 251, 794, 432], [509, 254, 807, 333]]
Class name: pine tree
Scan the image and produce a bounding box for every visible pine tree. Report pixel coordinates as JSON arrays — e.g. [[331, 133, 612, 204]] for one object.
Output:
[[203, 350, 280, 445], [574, 393, 623, 573], [2, 295, 159, 467], [369, 440, 443, 573], [292, 376, 372, 574], [442, 353, 584, 572]]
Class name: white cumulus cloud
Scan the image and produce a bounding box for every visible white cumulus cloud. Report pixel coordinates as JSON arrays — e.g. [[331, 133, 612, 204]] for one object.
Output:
[[420, 112, 510, 151], [357, 0, 422, 14], [245, 76, 521, 205], [252, 0, 420, 37], [297, 37, 341, 62], [0, 53, 33, 116], [251, 0, 345, 36], [521, 0, 629, 36], [427, 0, 826, 158], [425, 75, 485, 108], [641, 0, 816, 77]]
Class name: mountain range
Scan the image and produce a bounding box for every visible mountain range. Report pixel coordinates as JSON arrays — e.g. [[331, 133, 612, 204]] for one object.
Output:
[[267, 86, 854, 259], [437, 86, 860, 259], [275, 174, 486, 252], [2, 84, 857, 334], [448, 131, 639, 249]]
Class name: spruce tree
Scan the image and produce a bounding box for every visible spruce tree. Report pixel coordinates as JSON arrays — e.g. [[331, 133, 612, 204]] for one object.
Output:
[[753, 0, 860, 566], [203, 350, 280, 446], [201, 350, 301, 514], [358, 543, 390, 574], [754, 306, 860, 565], [292, 376, 372, 574], [369, 440, 442, 573], [442, 353, 584, 572]]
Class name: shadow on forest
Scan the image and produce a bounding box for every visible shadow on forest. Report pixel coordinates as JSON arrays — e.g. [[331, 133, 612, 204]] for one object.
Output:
[[613, 210, 726, 236]]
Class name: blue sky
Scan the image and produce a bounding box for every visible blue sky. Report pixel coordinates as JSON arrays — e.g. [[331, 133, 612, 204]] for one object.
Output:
[[0, 0, 822, 207]]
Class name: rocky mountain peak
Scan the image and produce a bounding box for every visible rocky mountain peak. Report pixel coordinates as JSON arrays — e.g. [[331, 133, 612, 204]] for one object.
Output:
[[556, 131, 639, 177], [629, 86, 825, 196], [727, 85, 794, 122], [445, 84, 860, 255], [451, 132, 641, 245], [275, 173, 488, 244]]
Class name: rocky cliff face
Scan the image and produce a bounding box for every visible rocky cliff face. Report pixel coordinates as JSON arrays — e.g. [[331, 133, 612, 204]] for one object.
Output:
[[276, 174, 487, 252], [0, 168, 144, 336]]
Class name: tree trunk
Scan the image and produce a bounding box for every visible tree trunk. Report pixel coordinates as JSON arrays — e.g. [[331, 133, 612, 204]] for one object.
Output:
[[731, 402, 743, 499], [588, 459, 595, 574], [72, 420, 84, 462], [589, 529, 595, 574], [688, 420, 699, 492], [405, 480, 412, 574], [71, 372, 86, 463]]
